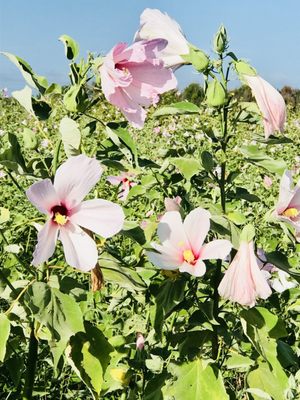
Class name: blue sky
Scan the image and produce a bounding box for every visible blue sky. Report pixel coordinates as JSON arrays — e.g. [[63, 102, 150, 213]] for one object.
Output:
[[1, 0, 300, 93]]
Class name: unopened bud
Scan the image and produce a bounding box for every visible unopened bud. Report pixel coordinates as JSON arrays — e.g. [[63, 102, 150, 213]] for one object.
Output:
[[206, 79, 227, 107], [213, 25, 228, 54], [183, 46, 210, 72], [136, 332, 145, 351]]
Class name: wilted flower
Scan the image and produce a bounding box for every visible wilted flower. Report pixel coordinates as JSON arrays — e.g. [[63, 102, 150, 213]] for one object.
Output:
[[99, 39, 177, 129], [164, 196, 182, 212], [134, 8, 189, 69], [243, 75, 286, 139], [107, 172, 136, 201], [26, 155, 125, 271], [218, 241, 272, 307], [136, 332, 145, 351], [2, 88, 8, 98], [274, 170, 300, 241], [147, 208, 232, 277]]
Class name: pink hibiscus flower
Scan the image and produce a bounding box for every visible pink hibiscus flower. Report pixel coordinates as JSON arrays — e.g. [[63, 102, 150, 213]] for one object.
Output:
[[26, 155, 125, 271], [218, 241, 272, 307], [99, 39, 177, 128], [274, 170, 300, 240], [147, 208, 232, 277], [107, 172, 136, 201]]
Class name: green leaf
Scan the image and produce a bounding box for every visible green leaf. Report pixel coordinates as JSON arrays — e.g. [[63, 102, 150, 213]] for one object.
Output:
[[59, 116, 81, 157], [265, 251, 300, 283], [63, 84, 88, 112], [0, 208, 10, 225], [163, 359, 229, 399], [201, 151, 214, 171], [27, 282, 84, 340], [153, 101, 200, 117], [0, 133, 27, 173], [66, 322, 114, 398], [106, 123, 138, 166], [234, 187, 260, 202], [59, 35, 79, 60], [22, 128, 38, 150], [100, 254, 147, 292], [241, 145, 287, 175], [227, 211, 247, 225], [0, 314, 10, 362], [151, 278, 186, 335], [12, 86, 51, 120], [1, 52, 48, 93], [170, 157, 201, 181]]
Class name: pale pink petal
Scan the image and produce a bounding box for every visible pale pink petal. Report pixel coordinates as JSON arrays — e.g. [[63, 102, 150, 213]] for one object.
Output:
[[218, 241, 271, 307], [147, 242, 181, 270], [179, 259, 206, 277], [276, 170, 295, 214], [70, 199, 124, 238], [158, 211, 189, 249], [54, 155, 102, 209], [135, 8, 189, 69], [248, 242, 272, 300], [183, 208, 211, 256], [244, 75, 286, 139], [32, 220, 59, 266], [164, 196, 181, 212], [107, 175, 122, 185], [200, 240, 232, 261], [26, 179, 59, 215], [59, 222, 98, 271]]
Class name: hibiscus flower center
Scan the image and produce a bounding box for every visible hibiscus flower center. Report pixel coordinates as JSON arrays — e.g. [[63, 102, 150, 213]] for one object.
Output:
[[51, 204, 68, 226], [183, 249, 196, 265], [282, 207, 299, 218]]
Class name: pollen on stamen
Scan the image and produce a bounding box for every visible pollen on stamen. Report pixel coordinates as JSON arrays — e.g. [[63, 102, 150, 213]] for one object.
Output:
[[54, 212, 68, 226], [282, 208, 299, 218], [183, 249, 195, 264]]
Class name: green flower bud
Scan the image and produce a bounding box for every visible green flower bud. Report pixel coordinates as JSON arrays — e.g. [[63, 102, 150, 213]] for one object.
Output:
[[206, 79, 227, 107], [181, 45, 210, 72], [213, 25, 228, 54], [235, 61, 257, 76]]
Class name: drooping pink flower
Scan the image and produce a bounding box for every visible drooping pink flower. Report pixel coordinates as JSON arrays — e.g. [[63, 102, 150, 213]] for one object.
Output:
[[243, 75, 286, 139], [26, 155, 125, 271], [164, 196, 182, 212], [147, 208, 232, 277], [99, 40, 177, 129], [136, 332, 145, 351], [218, 241, 272, 307], [107, 172, 136, 201], [274, 170, 300, 240], [134, 8, 190, 69]]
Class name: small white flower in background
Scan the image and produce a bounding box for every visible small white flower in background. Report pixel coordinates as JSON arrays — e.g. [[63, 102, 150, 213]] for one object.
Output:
[[153, 127, 161, 134], [40, 139, 50, 148], [0, 170, 6, 179], [0, 129, 5, 137]]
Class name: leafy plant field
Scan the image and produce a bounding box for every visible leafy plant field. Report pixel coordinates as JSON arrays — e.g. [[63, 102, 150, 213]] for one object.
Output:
[[0, 10, 300, 400]]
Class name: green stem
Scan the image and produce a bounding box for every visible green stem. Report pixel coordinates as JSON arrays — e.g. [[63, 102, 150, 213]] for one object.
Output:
[[212, 260, 222, 360], [52, 139, 62, 175], [22, 325, 38, 400], [6, 169, 24, 194]]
